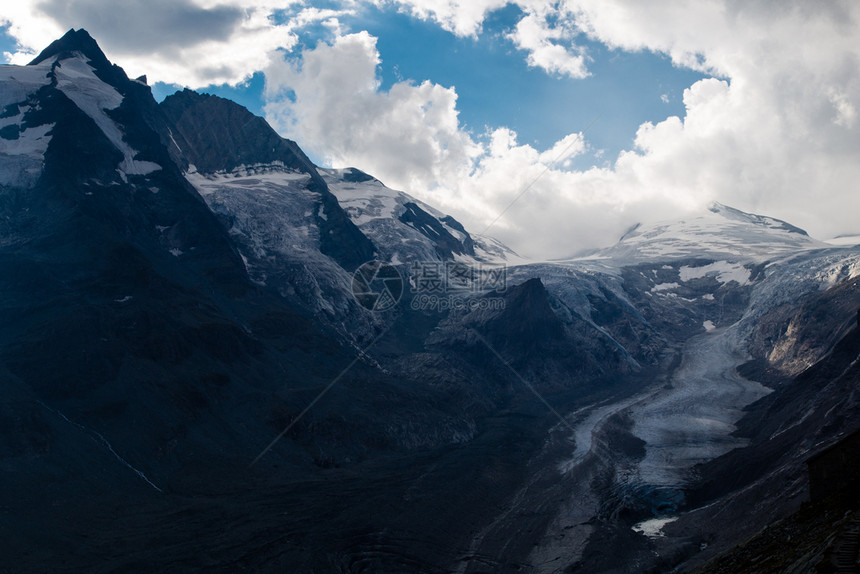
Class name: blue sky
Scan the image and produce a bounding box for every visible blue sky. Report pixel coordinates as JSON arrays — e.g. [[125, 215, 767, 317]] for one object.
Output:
[[2, 2, 858, 257], [0, 25, 18, 60], [138, 5, 708, 171]]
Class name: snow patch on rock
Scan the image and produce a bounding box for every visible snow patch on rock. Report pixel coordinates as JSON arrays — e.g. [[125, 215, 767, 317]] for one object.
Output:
[[632, 516, 678, 538], [0, 61, 54, 187], [651, 282, 680, 292], [680, 261, 751, 285], [53, 54, 160, 176]]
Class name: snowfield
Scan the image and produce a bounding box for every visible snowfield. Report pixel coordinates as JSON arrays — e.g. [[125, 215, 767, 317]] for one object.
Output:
[[0, 61, 54, 188], [569, 202, 826, 269], [679, 261, 751, 285]]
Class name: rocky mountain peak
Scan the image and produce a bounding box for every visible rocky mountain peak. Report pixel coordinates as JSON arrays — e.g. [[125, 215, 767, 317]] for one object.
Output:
[[497, 277, 565, 341], [160, 88, 376, 271], [159, 89, 317, 176], [29, 28, 107, 67], [26, 28, 130, 91]]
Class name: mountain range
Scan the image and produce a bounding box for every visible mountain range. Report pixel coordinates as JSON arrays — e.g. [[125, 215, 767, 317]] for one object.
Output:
[[1, 29, 858, 573]]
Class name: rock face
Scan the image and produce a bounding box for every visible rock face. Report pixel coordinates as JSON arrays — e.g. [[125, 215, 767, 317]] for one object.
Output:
[[2, 28, 860, 574], [160, 89, 316, 175], [398, 201, 476, 259]]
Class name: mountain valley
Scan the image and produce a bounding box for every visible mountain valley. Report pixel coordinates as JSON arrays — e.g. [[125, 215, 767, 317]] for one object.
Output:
[[1, 29, 859, 573]]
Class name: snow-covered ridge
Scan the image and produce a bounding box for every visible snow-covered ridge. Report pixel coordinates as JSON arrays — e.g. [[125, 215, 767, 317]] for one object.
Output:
[[567, 201, 827, 270], [323, 168, 400, 227], [322, 167, 522, 266], [185, 166, 364, 320], [187, 165, 312, 191], [52, 53, 160, 179], [2, 51, 163, 187], [322, 167, 454, 265]]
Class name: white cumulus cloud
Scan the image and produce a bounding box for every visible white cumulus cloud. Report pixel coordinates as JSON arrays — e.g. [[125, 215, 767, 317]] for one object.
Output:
[[264, 31, 482, 194], [372, 0, 509, 37], [509, 7, 589, 78], [262, 1, 860, 258], [1, 1, 355, 87]]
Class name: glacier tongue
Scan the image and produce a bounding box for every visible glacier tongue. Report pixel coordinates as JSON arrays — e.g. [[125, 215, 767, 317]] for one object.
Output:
[[629, 325, 771, 488]]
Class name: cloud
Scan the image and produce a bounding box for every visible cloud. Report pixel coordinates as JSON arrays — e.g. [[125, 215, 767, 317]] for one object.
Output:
[[372, 0, 509, 37], [376, 1, 593, 79], [36, 0, 243, 51], [264, 31, 482, 193], [1, 2, 353, 87], [829, 89, 857, 128], [569, 0, 860, 237], [508, 7, 589, 78], [262, 30, 668, 257], [263, 2, 860, 258]]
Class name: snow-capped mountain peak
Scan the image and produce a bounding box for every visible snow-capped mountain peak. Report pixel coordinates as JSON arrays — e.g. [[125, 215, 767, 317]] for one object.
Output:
[[575, 201, 827, 267], [28, 27, 113, 69], [6, 31, 860, 574], [1, 29, 172, 188], [322, 167, 520, 265], [706, 201, 809, 235], [51, 54, 161, 178]]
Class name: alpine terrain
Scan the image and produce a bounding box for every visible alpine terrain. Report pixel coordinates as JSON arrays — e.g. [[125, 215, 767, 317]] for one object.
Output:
[[1, 29, 858, 573]]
